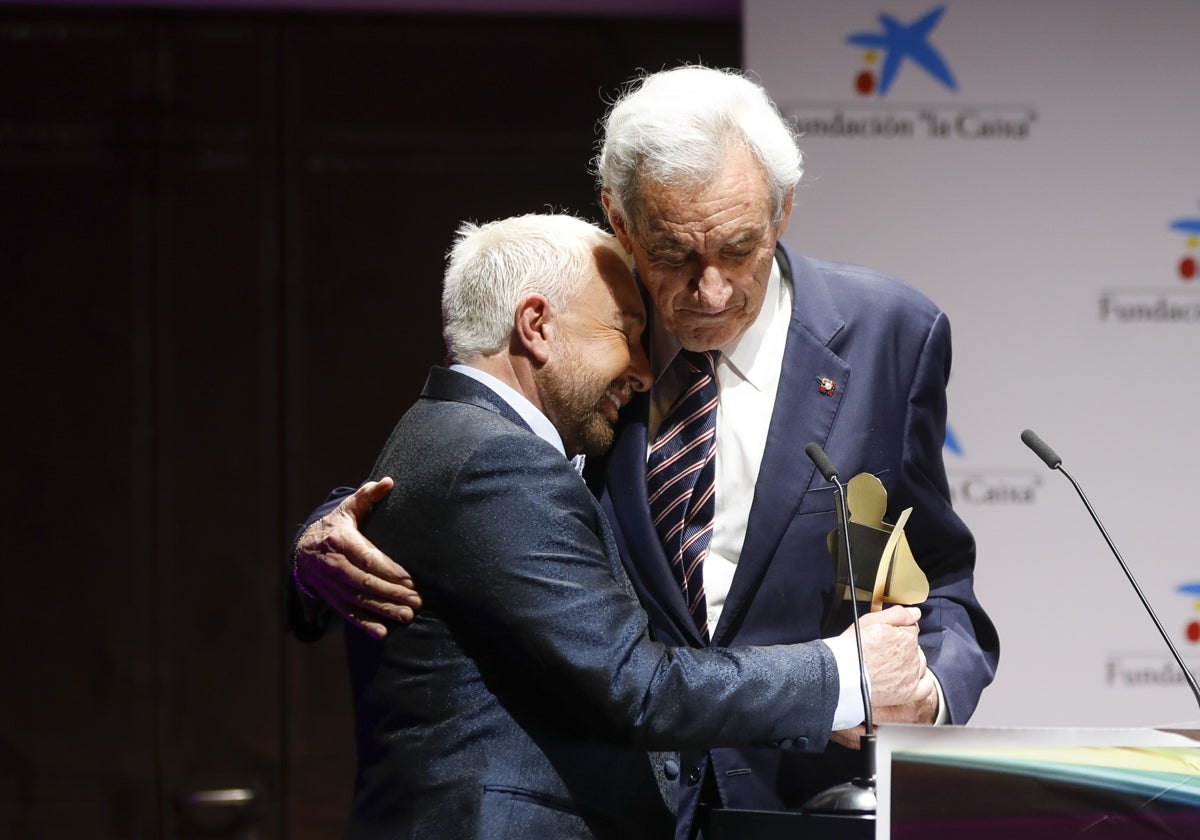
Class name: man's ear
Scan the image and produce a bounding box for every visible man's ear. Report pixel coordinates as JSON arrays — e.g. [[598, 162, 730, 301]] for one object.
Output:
[[514, 293, 552, 364], [776, 186, 795, 238], [602, 190, 635, 253]]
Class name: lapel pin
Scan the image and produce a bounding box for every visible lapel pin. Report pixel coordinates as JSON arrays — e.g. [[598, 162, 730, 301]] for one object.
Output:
[[817, 376, 837, 396]]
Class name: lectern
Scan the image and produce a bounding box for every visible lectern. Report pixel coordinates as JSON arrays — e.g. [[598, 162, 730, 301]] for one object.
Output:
[[704, 723, 1200, 840]]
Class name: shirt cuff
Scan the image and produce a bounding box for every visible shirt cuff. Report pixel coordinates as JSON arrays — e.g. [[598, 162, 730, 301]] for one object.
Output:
[[823, 635, 869, 731], [930, 668, 949, 724]]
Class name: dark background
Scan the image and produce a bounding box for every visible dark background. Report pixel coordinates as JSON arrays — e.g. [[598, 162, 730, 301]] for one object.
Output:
[[0, 5, 738, 838]]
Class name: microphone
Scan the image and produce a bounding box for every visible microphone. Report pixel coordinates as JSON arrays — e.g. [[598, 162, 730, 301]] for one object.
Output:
[[804, 443, 874, 736], [1020, 428, 1061, 469], [1020, 429, 1200, 710], [802, 442, 877, 816]]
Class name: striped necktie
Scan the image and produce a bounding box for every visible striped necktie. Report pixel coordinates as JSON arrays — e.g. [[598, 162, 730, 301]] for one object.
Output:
[[647, 349, 719, 640]]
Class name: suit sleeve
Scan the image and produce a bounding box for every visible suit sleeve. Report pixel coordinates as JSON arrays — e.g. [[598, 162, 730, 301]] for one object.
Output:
[[284, 485, 355, 642], [369, 432, 841, 752], [900, 312, 1000, 722]]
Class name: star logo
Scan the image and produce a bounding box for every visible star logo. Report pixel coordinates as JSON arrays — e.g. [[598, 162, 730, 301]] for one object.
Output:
[[1169, 202, 1200, 282], [1179, 583, 1200, 645], [847, 5, 958, 98], [944, 424, 963, 457]]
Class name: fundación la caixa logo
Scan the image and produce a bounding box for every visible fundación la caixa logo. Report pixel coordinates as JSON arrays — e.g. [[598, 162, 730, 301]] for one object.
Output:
[[785, 5, 1036, 141], [942, 425, 1045, 507], [1097, 199, 1200, 323], [1171, 205, 1199, 282], [1182, 583, 1200, 645], [846, 5, 957, 99], [1106, 582, 1200, 690]]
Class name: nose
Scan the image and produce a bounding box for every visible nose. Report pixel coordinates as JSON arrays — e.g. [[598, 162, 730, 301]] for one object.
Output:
[[625, 340, 652, 393], [695, 264, 732, 310]]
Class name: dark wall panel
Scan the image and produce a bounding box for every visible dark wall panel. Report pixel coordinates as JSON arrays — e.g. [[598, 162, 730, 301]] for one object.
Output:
[[0, 17, 161, 838], [149, 20, 285, 839]]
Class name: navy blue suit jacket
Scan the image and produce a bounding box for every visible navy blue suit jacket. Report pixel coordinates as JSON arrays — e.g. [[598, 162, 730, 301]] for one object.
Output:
[[344, 367, 844, 839], [598, 245, 999, 836]]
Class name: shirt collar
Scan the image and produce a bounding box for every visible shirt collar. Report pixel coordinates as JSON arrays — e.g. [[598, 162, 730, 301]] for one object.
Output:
[[449, 363, 567, 457]]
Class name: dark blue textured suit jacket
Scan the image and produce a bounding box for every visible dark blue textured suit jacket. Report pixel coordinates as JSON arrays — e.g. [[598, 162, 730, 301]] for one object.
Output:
[[344, 366, 844, 839], [599, 245, 999, 838]]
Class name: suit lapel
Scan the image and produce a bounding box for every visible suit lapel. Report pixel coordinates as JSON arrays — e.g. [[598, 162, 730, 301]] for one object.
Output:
[[420, 366, 531, 431], [604, 391, 705, 646], [712, 247, 850, 645]]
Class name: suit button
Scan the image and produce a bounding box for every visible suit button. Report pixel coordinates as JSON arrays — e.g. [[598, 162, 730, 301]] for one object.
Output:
[[686, 766, 703, 785], [663, 759, 679, 781], [778, 738, 794, 749]]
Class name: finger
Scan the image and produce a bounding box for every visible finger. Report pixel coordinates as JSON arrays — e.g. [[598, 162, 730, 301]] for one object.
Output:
[[349, 575, 422, 612], [330, 586, 402, 634], [911, 668, 936, 700], [875, 683, 937, 725], [913, 674, 940, 723], [829, 727, 865, 750], [341, 607, 389, 640], [346, 538, 415, 587], [365, 576, 422, 608], [341, 476, 395, 520], [352, 591, 416, 623], [368, 596, 415, 623], [857, 605, 918, 629], [329, 576, 419, 621], [335, 554, 420, 598], [884, 605, 922, 626]]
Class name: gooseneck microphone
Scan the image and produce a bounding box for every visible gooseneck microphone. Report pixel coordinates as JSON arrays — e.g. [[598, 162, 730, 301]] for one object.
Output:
[[1020, 429, 1200, 710], [803, 442, 877, 816], [805, 442, 874, 738], [1020, 428, 1063, 470]]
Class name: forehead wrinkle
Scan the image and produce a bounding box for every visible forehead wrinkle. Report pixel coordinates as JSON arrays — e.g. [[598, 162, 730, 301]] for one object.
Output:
[[641, 191, 771, 251], [643, 213, 770, 256]]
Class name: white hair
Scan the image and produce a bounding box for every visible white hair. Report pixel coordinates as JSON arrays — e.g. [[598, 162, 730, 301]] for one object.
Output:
[[594, 65, 803, 233], [441, 213, 628, 363]]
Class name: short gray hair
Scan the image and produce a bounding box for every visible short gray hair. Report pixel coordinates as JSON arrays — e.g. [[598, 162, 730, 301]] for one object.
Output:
[[594, 66, 803, 233], [442, 214, 628, 364]]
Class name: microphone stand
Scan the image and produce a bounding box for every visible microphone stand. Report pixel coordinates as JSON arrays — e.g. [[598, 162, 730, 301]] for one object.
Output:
[[1021, 429, 1200, 709], [802, 443, 877, 816]]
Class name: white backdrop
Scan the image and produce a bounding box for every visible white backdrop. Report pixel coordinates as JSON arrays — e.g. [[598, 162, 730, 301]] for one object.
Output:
[[745, 0, 1200, 727]]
